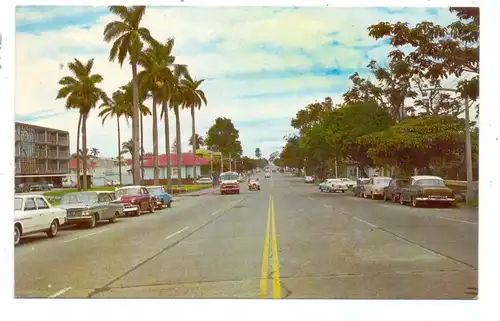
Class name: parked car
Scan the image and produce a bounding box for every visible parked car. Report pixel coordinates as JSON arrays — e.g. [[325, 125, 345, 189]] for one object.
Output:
[[304, 176, 315, 183], [195, 177, 212, 185], [115, 185, 158, 216], [399, 175, 455, 207], [383, 178, 410, 203], [146, 186, 173, 209], [352, 178, 371, 197], [319, 179, 335, 192], [29, 181, 53, 191], [14, 195, 67, 246], [105, 180, 121, 186], [327, 178, 349, 193], [219, 172, 240, 195], [248, 178, 261, 191], [339, 178, 357, 189], [363, 177, 392, 199], [57, 191, 123, 228]]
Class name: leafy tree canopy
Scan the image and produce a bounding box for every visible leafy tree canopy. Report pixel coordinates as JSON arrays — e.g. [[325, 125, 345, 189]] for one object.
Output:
[[204, 117, 243, 156]]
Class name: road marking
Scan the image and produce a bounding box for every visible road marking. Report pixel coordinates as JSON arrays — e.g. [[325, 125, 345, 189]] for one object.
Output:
[[270, 195, 281, 299], [164, 226, 190, 240], [352, 216, 378, 229], [435, 216, 477, 225], [259, 196, 272, 298], [324, 204, 332, 208], [63, 228, 111, 243], [308, 196, 315, 201], [48, 287, 72, 298], [211, 210, 222, 216]]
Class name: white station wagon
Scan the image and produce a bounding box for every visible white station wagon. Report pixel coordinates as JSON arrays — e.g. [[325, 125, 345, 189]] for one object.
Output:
[[14, 195, 67, 246]]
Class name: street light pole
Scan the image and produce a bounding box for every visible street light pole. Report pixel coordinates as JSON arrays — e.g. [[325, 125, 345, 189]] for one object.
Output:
[[422, 88, 474, 203]]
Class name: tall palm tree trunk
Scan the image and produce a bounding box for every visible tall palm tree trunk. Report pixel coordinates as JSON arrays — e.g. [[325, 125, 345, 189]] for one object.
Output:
[[174, 105, 182, 188], [152, 96, 159, 185], [191, 106, 197, 179], [76, 114, 82, 191], [81, 113, 89, 191], [117, 116, 122, 185], [131, 63, 141, 185], [163, 100, 172, 189], [140, 111, 144, 184]]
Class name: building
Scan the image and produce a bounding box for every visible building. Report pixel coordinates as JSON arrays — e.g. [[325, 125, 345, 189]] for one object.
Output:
[[15, 122, 70, 186], [68, 158, 97, 187], [142, 153, 209, 179]]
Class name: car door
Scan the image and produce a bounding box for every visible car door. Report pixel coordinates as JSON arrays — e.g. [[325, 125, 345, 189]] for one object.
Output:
[[140, 187, 150, 210], [19, 198, 38, 233], [97, 193, 112, 219], [34, 197, 53, 230]]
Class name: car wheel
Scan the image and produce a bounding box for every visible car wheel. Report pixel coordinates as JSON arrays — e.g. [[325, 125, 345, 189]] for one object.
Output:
[[371, 193, 375, 200], [109, 212, 119, 223], [412, 197, 419, 207], [14, 225, 21, 246], [47, 219, 59, 238], [400, 195, 406, 205], [383, 193, 388, 201], [342, 190, 345, 193], [135, 210, 141, 216], [363, 192, 367, 199], [149, 202, 156, 213], [167, 201, 172, 208], [88, 214, 97, 228], [392, 194, 397, 203]]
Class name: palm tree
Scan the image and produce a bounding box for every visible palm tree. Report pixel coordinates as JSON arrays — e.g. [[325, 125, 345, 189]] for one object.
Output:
[[120, 81, 151, 183], [121, 138, 144, 157], [181, 73, 207, 179], [103, 5, 154, 185], [56, 58, 106, 190], [99, 89, 131, 185], [188, 134, 204, 150], [90, 148, 100, 158], [138, 38, 177, 185]]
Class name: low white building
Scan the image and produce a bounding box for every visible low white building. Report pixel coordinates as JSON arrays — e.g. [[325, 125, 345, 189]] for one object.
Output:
[[142, 153, 209, 180]]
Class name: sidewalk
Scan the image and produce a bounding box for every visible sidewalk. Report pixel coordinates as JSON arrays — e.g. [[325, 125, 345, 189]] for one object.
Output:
[[177, 186, 220, 197]]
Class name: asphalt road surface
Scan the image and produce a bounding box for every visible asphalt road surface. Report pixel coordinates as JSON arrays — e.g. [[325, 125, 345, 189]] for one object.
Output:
[[15, 173, 478, 299]]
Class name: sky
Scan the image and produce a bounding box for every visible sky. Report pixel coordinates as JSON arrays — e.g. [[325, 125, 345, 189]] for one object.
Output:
[[15, 6, 459, 159]]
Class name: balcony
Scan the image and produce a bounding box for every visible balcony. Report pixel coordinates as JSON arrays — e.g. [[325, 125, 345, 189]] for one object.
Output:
[[47, 150, 58, 158], [58, 150, 70, 159], [35, 135, 46, 143], [35, 150, 47, 158], [47, 136, 57, 145], [58, 137, 69, 146], [37, 164, 47, 173]]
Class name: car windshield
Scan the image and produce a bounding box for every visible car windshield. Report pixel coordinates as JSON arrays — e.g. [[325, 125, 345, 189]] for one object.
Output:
[[220, 173, 239, 181], [61, 192, 98, 204], [115, 188, 141, 197], [14, 198, 23, 211], [416, 179, 446, 186], [147, 187, 163, 193], [374, 178, 391, 185]]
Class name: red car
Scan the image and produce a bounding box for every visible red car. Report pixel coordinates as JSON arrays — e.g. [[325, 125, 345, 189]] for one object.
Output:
[[114, 185, 157, 216]]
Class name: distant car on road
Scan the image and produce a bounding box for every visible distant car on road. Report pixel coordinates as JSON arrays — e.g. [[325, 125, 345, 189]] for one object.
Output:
[[352, 178, 370, 197], [248, 178, 261, 191], [57, 191, 123, 228], [319, 178, 335, 192], [14, 195, 67, 246], [195, 177, 212, 184], [304, 176, 315, 183], [264, 172, 271, 179], [363, 177, 392, 199], [146, 186, 173, 209], [219, 172, 240, 195], [327, 178, 348, 193], [399, 175, 455, 207], [115, 186, 158, 216]]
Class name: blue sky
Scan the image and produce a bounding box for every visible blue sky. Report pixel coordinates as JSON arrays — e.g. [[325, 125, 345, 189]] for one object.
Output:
[[15, 6, 458, 158]]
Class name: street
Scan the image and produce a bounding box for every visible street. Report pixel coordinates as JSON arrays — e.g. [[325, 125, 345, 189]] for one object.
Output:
[[15, 173, 478, 299]]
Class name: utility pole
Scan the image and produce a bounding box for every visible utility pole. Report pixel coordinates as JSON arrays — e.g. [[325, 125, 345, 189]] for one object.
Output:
[[220, 154, 223, 173], [229, 153, 232, 171], [421, 88, 475, 203], [334, 158, 338, 178]]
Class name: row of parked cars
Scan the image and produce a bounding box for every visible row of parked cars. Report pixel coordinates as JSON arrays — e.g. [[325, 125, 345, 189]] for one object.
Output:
[[317, 175, 456, 208], [13, 185, 174, 246]]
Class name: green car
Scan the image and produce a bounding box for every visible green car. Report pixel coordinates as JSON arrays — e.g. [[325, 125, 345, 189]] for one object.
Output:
[[318, 179, 335, 192]]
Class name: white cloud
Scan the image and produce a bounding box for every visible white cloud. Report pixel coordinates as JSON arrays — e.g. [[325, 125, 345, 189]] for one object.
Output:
[[15, 6, 458, 158]]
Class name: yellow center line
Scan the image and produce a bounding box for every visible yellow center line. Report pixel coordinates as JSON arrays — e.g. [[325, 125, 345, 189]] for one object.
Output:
[[271, 195, 282, 298], [259, 196, 272, 298]]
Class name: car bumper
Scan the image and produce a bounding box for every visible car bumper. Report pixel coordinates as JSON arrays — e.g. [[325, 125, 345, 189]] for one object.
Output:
[[66, 216, 93, 224], [416, 197, 455, 202], [123, 205, 139, 213], [221, 188, 240, 193]]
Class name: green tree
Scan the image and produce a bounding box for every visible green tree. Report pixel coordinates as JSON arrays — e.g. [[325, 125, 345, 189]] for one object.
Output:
[[181, 73, 207, 179], [276, 135, 304, 170], [99, 89, 131, 185], [290, 97, 334, 134], [357, 115, 478, 176], [367, 7, 479, 101], [56, 58, 106, 190], [104, 5, 154, 184], [188, 134, 205, 150], [254, 148, 262, 159], [205, 117, 243, 157]]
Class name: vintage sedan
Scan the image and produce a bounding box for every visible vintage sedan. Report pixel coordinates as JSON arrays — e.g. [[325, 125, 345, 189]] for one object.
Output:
[[146, 186, 173, 209], [319, 179, 335, 192], [248, 178, 261, 191], [115, 185, 157, 215], [399, 175, 455, 207], [363, 177, 392, 199], [57, 191, 123, 228], [14, 195, 67, 246], [383, 178, 410, 202], [352, 178, 371, 197], [220, 172, 240, 195]]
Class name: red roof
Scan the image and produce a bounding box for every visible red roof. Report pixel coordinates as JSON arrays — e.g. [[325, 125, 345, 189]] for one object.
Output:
[[142, 153, 209, 167], [70, 159, 97, 169]]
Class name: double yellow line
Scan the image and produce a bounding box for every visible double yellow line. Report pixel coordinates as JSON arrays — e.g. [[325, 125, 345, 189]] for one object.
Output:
[[259, 195, 281, 298]]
